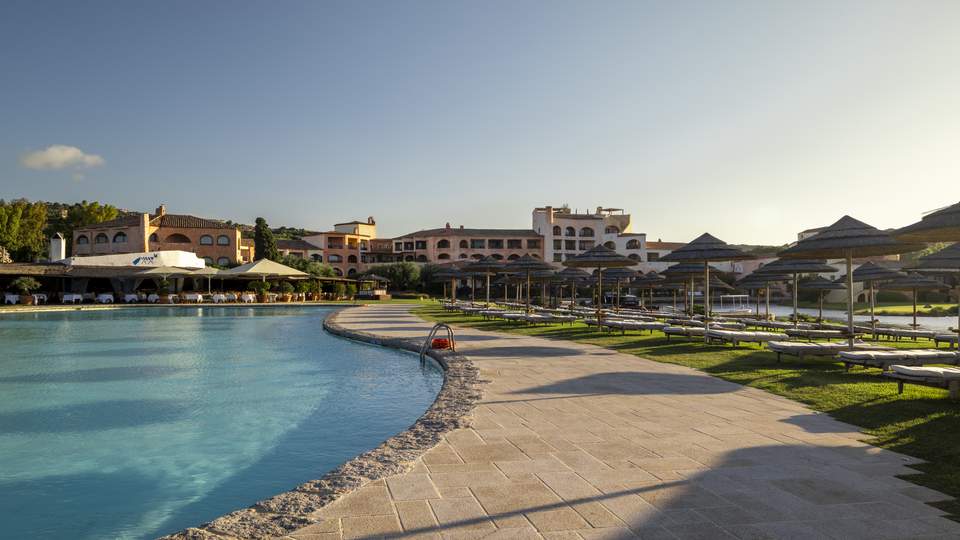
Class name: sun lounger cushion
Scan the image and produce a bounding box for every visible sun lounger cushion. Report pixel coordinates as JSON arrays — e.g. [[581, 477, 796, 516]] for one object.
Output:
[[891, 365, 960, 380]]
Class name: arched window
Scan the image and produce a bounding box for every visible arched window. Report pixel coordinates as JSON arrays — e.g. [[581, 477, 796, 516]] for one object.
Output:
[[603, 241, 616, 249], [552, 225, 561, 236], [580, 227, 594, 237], [417, 255, 428, 262], [565, 227, 576, 237], [529, 253, 541, 259], [199, 235, 213, 245], [459, 240, 468, 248], [113, 232, 127, 243], [217, 257, 230, 266], [149, 233, 158, 242], [490, 254, 503, 260], [311, 254, 322, 262], [333, 268, 343, 276], [507, 254, 520, 260], [95, 233, 109, 244], [217, 235, 230, 246], [165, 233, 191, 244], [437, 239, 450, 249], [605, 226, 620, 234], [203, 257, 214, 265], [76, 235, 89, 245], [626, 239, 641, 249], [628, 253, 640, 261], [458, 254, 468, 259], [347, 268, 357, 276], [328, 254, 342, 263], [471, 254, 483, 260], [438, 253, 451, 260], [347, 255, 358, 263]]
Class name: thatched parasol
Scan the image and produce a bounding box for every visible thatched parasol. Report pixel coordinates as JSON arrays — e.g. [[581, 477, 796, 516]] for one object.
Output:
[[557, 267, 590, 307], [737, 272, 789, 319], [593, 267, 638, 311], [914, 243, 960, 335], [630, 271, 665, 308], [756, 259, 837, 327], [463, 256, 505, 305], [504, 255, 553, 313], [894, 201, 960, 243], [660, 234, 755, 336], [563, 245, 634, 321], [662, 262, 723, 316], [433, 267, 465, 301], [880, 273, 946, 329], [799, 276, 846, 323], [529, 269, 561, 307], [780, 215, 922, 345], [850, 261, 903, 336], [653, 280, 684, 311]]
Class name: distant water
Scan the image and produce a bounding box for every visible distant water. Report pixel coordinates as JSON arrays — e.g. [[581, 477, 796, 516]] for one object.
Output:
[[710, 302, 956, 331], [0, 307, 443, 539]]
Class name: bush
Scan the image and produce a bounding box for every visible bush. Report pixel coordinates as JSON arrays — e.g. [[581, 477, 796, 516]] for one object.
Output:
[[295, 281, 314, 294], [247, 281, 272, 294], [279, 282, 295, 294], [10, 276, 40, 294], [333, 283, 346, 298]]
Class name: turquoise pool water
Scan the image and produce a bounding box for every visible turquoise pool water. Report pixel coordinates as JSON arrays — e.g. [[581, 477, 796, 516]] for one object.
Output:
[[0, 307, 443, 539]]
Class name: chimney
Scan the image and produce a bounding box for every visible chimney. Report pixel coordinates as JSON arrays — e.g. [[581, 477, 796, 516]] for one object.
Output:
[[596, 206, 603, 215], [545, 205, 554, 223], [459, 225, 464, 230], [445, 222, 451, 229], [49, 233, 66, 261], [156, 204, 166, 217], [367, 216, 375, 224]]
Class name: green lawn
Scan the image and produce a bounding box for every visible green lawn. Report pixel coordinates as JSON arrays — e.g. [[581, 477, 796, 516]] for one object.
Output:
[[413, 302, 960, 518]]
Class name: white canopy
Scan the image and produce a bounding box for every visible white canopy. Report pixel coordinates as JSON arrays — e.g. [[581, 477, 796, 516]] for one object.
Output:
[[59, 250, 206, 269], [220, 259, 308, 279]]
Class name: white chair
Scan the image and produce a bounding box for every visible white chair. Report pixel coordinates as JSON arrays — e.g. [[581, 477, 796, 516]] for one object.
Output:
[[62, 293, 82, 304], [4, 293, 19, 305], [124, 294, 139, 303], [96, 293, 114, 304]]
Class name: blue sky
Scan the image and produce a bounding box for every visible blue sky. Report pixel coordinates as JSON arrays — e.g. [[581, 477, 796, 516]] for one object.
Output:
[[2, 0, 958, 243]]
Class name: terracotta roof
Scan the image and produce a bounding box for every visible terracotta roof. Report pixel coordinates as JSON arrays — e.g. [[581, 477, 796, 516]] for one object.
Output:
[[397, 227, 541, 238], [150, 214, 235, 229], [646, 241, 685, 250]]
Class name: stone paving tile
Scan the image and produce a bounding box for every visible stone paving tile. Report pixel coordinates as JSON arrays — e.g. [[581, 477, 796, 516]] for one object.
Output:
[[285, 305, 960, 540]]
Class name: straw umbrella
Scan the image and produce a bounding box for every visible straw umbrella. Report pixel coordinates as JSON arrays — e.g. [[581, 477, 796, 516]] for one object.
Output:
[[503, 255, 554, 313], [659, 234, 755, 334], [914, 242, 960, 337], [557, 267, 590, 307], [629, 271, 663, 309], [755, 259, 837, 327], [462, 256, 505, 305], [562, 245, 634, 322], [880, 273, 945, 329], [894, 201, 960, 243], [799, 276, 846, 324], [530, 269, 562, 308], [778, 215, 922, 346], [662, 262, 722, 315], [738, 272, 790, 320], [654, 280, 684, 312], [593, 267, 638, 312], [851, 261, 903, 337], [433, 267, 464, 302]]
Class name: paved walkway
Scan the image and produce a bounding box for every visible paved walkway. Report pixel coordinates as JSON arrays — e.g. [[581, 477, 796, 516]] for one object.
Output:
[[286, 305, 959, 540]]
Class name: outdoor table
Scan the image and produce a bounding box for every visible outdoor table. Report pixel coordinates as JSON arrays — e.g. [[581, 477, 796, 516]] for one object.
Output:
[[96, 293, 114, 304], [4, 293, 19, 305], [169, 294, 179, 303], [183, 293, 203, 303], [62, 293, 82, 304], [124, 294, 139, 303], [147, 294, 160, 303], [33, 294, 47, 304], [240, 293, 256, 303], [225, 293, 238, 302], [212, 294, 226, 303]]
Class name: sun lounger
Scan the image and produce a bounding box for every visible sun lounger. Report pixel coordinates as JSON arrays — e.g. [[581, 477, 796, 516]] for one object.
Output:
[[838, 349, 960, 371], [766, 340, 890, 362], [874, 328, 937, 341], [934, 333, 959, 349], [601, 319, 667, 334], [883, 365, 960, 399], [663, 326, 706, 340], [784, 328, 847, 340], [706, 329, 783, 346]]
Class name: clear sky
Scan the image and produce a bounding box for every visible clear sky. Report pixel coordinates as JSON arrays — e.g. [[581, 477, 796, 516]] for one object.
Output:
[[2, 0, 958, 244]]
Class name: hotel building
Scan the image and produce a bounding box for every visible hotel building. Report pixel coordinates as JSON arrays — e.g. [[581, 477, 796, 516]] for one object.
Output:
[[391, 224, 543, 263], [301, 218, 378, 276], [72, 205, 245, 266], [532, 205, 651, 267]]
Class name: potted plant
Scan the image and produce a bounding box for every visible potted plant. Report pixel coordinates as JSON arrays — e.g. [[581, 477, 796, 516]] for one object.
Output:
[[157, 278, 172, 304], [295, 281, 313, 302], [279, 281, 295, 302], [10, 277, 41, 305], [248, 281, 272, 303]]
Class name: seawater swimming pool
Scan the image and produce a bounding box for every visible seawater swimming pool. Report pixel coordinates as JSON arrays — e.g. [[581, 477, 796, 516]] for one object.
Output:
[[0, 306, 443, 539]]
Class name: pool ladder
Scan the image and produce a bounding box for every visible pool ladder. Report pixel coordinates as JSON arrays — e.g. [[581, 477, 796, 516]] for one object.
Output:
[[420, 323, 456, 361]]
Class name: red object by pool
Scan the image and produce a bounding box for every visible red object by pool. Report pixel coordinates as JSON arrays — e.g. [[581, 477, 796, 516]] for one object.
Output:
[[431, 338, 451, 350]]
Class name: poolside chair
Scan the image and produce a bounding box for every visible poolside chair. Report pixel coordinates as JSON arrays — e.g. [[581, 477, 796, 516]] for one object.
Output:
[[883, 365, 960, 399], [784, 328, 849, 341], [934, 333, 959, 349], [706, 328, 784, 346], [766, 340, 891, 362], [662, 326, 706, 340], [874, 328, 937, 341], [838, 349, 960, 371]]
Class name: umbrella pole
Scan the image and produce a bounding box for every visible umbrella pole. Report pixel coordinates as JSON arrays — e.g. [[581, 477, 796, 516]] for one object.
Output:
[[485, 273, 491, 305], [845, 251, 854, 347], [688, 277, 694, 315], [616, 280, 621, 313], [703, 261, 711, 343], [673, 290, 677, 311], [818, 291, 823, 323], [526, 272, 531, 313], [765, 285, 770, 320], [596, 265, 603, 323], [913, 287, 918, 329], [792, 274, 799, 327]]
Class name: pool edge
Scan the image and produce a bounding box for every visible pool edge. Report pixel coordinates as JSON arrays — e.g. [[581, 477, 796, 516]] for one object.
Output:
[[158, 305, 483, 540]]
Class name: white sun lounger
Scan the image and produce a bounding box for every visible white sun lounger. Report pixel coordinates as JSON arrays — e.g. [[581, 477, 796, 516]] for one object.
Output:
[[766, 340, 890, 362], [784, 328, 847, 341], [663, 326, 706, 340], [838, 349, 960, 371], [874, 328, 938, 341], [883, 364, 960, 399], [706, 329, 783, 346], [601, 320, 667, 334], [934, 333, 959, 349]]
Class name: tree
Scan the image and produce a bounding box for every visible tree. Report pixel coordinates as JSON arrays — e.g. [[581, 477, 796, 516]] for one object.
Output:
[[279, 254, 335, 277], [0, 199, 48, 261], [45, 200, 119, 254], [364, 262, 420, 291], [254, 217, 279, 261]]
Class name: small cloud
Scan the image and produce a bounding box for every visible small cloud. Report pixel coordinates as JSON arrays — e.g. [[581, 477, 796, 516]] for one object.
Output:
[[20, 144, 105, 170]]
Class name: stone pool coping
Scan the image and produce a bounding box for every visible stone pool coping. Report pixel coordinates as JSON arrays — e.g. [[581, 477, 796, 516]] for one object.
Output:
[[159, 306, 483, 540]]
